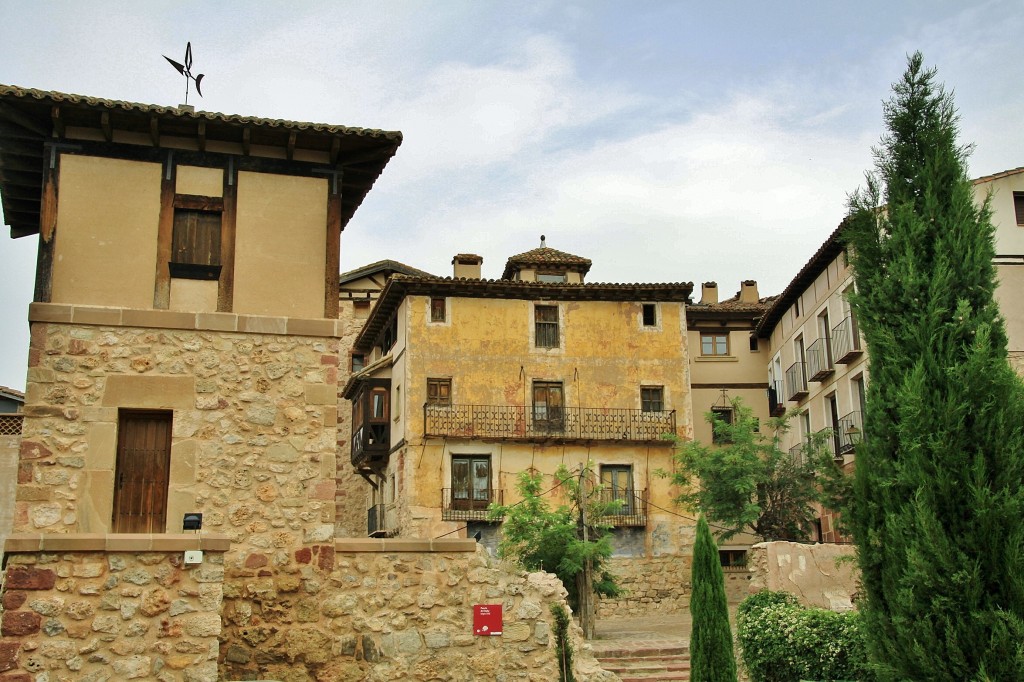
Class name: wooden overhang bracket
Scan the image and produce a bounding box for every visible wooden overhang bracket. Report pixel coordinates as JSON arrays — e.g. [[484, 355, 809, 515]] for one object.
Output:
[[149, 115, 160, 147], [197, 120, 206, 152], [100, 111, 112, 142], [51, 106, 65, 138], [0, 102, 49, 137], [286, 131, 296, 161], [329, 138, 340, 166], [242, 126, 251, 156]]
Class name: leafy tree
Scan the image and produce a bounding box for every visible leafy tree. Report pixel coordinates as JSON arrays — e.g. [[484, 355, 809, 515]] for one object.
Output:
[[690, 515, 738, 682], [489, 464, 621, 638], [846, 52, 1024, 680], [666, 398, 849, 541]]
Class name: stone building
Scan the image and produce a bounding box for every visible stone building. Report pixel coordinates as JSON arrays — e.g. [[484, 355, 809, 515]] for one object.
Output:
[[0, 86, 594, 682], [342, 239, 710, 615]]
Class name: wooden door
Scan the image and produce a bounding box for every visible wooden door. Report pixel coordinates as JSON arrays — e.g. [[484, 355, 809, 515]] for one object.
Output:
[[112, 411, 172, 533]]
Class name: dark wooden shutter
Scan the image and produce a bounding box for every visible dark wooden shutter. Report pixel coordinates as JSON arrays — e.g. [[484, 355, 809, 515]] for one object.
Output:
[[113, 411, 172, 533]]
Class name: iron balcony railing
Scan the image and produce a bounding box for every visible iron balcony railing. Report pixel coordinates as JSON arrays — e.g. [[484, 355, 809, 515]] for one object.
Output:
[[831, 316, 864, 364], [595, 488, 648, 527], [818, 427, 840, 460], [424, 404, 676, 442], [837, 410, 863, 455], [767, 380, 786, 417], [441, 488, 504, 522], [785, 362, 808, 401], [789, 442, 806, 465], [806, 337, 834, 381]]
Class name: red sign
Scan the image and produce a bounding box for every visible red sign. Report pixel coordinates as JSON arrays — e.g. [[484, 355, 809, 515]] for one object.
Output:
[[473, 604, 503, 636]]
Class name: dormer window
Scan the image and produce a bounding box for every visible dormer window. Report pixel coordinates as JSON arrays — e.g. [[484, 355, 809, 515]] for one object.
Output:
[[537, 272, 567, 283]]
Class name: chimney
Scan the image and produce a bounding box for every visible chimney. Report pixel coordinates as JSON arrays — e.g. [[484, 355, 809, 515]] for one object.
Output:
[[700, 282, 718, 305], [452, 254, 483, 279], [739, 280, 759, 304]]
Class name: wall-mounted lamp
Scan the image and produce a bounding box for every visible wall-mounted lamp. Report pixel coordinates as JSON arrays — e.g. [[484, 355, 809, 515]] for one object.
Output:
[[183, 513, 203, 532]]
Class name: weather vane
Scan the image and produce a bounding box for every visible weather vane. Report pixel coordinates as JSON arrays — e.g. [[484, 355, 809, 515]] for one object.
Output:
[[163, 42, 205, 105]]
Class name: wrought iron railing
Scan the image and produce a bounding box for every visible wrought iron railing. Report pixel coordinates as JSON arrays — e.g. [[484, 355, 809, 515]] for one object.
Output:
[[806, 337, 834, 381], [789, 442, 806, 465], [441, 488, 504, 521], [785, 362, 808, 401], [818, 427, 840, 459], [831, 316, 863, 364], [595, 488, 648, 527], [837, 410, 863, 455], [424, 404, 676, 442], [0, 414, 23, 436], [767, 380, 785, 416]]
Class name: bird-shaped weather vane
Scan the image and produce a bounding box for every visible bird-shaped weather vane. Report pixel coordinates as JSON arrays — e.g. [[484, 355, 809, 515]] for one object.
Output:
[[163, 42, 205, 106]]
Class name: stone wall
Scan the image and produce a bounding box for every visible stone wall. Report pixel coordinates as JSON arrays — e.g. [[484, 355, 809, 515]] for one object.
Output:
[[1, 432, 18, 564], [0, 534, 229, 682], [220, 538, 613, 682], [747, 541, 858, 611]]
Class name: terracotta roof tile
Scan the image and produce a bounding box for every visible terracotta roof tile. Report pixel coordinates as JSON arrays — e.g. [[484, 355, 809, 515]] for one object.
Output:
[[501, 246, 592, 279]]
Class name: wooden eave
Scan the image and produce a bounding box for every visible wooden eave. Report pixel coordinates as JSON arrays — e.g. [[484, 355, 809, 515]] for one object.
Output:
[[0, 85, 402, 239], [353, 276, 695, 352]]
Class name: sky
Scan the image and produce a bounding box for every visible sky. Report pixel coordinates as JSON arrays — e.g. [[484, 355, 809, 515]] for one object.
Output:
[[1, 1, 1023, 391]]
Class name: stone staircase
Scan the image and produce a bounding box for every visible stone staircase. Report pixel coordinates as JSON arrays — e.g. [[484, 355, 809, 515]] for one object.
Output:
[[592, 642, 691, 681]]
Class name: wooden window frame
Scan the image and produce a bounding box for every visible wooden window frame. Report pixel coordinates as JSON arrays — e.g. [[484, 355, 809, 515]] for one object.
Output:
[[534, 305, 559, 348], [430, 297, 446, 323], [640, 386, 664, 412], [532, 381, 564, 429], [427, 378, 452, 405], [169, 195, 224, 281], [700, 332, 729, 356]]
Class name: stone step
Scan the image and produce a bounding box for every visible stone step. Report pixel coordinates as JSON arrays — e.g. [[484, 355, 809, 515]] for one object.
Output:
[[591, 644, 689, 658], [595, 650, 691, 681]]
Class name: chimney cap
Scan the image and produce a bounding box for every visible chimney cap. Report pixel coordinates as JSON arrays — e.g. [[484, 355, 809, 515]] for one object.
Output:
[[452, 253, 483, 265]]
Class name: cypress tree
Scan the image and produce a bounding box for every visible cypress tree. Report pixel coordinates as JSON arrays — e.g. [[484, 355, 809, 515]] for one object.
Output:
[[690, 515, 737, 682], [846, 51, 1024, 680]]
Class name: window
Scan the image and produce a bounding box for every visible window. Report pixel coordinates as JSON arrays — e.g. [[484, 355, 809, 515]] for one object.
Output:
[[701, 332, 729, 356], [430, 297, 446, 322], [601, 464, 634, 514], [351, 353, 365, 373], [794, 296, 801, 318], [537, 272, 567, 283], [749, 335, 759, 352], [113, 410, 172, 533], [532, 381, 564, 430], [719, 549, 747, 568], [452, 456, 491, 511], [1015, 191, 1024, 226], [380, 317, 397, 354], [170, 208, 222, 279], [711, 407, 733, 444], [535, 305, 559, 348], [641, 386, 664, 412], [370, 387, 388, 421], [642, 303, 657, 327], [427, 378, 451, 405]]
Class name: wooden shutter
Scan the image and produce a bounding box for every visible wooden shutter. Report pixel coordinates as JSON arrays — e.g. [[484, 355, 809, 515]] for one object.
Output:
[[113, 411, 172, 533]]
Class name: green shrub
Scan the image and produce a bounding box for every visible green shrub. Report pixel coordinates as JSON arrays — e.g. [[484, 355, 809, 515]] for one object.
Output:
[[551, 603, 575, 682], [737, 590, 873, 682]]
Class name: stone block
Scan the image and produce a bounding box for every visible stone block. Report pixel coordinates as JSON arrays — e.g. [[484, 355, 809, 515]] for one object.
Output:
[[1, 611, 41, 636], [121, 308, 196, 330], [5, 567, 57, 590], [84, 423, 116, 470], [71, 306, 123, 326], [195, 313, 238, 332], [28, 302, 72, 323], [0, 641, 19, 673], [101, 375, 194, 410]]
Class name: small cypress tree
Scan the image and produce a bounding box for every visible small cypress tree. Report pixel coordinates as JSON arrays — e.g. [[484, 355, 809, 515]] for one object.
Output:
[[690, 515, 737, 682], [847, 52, 1024, 680]]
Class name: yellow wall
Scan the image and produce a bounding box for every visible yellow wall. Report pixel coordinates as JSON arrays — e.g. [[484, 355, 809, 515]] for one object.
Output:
[[176, 165, 223, 197], [234, 171, 328, 318], [979, 174, 1024, 256], [51, 156, 161, 308]]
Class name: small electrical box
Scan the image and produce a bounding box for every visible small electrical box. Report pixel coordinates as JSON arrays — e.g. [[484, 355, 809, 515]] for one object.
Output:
[[184, 550, 203, 565]]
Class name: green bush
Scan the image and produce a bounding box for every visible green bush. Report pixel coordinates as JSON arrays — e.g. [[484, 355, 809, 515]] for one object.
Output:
[[737, 590, 873, 682]]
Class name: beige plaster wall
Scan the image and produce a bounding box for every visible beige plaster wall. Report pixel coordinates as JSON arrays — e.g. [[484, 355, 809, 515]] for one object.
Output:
[[979, 173, 1024, 256], [234, 171, 328, 319], [996, 264, 1024, 357], [747, 541, 858, 611], [176, 165, 224, 198], [51, 155, 161, 308]]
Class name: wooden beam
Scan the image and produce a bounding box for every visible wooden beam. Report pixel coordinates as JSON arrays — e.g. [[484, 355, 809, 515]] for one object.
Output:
[[0, 184, 40, 200], [286, 131, 296, 161], [0, 121, 44, 141], [339, 147, 393, 166], [329, 138, 340, 166], [100, 111, 112, 142], [0, 102, 49, 137], [153, 161, 176, 309], [0, 138, 41, 157], [241, 126, 251, 156], [34, 153, 60, 303], [149, 116, 160, 147], [11, 225, 37, 239], [217, 167, 237, 313], [51, 106, 65, 138], [197, 120, 206, 152], [173, 194, 224, 211], [324, 191, 342, 319], [0, 155, 43, 173], [0, 168, 42, 186]]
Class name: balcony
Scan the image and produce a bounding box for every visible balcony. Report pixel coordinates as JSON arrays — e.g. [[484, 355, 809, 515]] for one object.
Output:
[[367, 504, 397, 537], [441, 488, 504, 522], [767, 380, 786, 417], [785, 362, 808, 401], [806, 338, 834, 381], [595, 488, 648, 527], [789, 442, 806, 465], [818, 427, 840, 460], [831, 316, 864, 364], [424, 404, 676, 443], [836, 410, 863, 455]]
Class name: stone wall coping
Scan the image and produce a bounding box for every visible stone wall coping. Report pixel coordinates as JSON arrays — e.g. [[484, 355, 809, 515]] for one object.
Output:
[[3, 532, 232, 553], [335, 538, 479, 553], [28, 302, 343, 338]]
